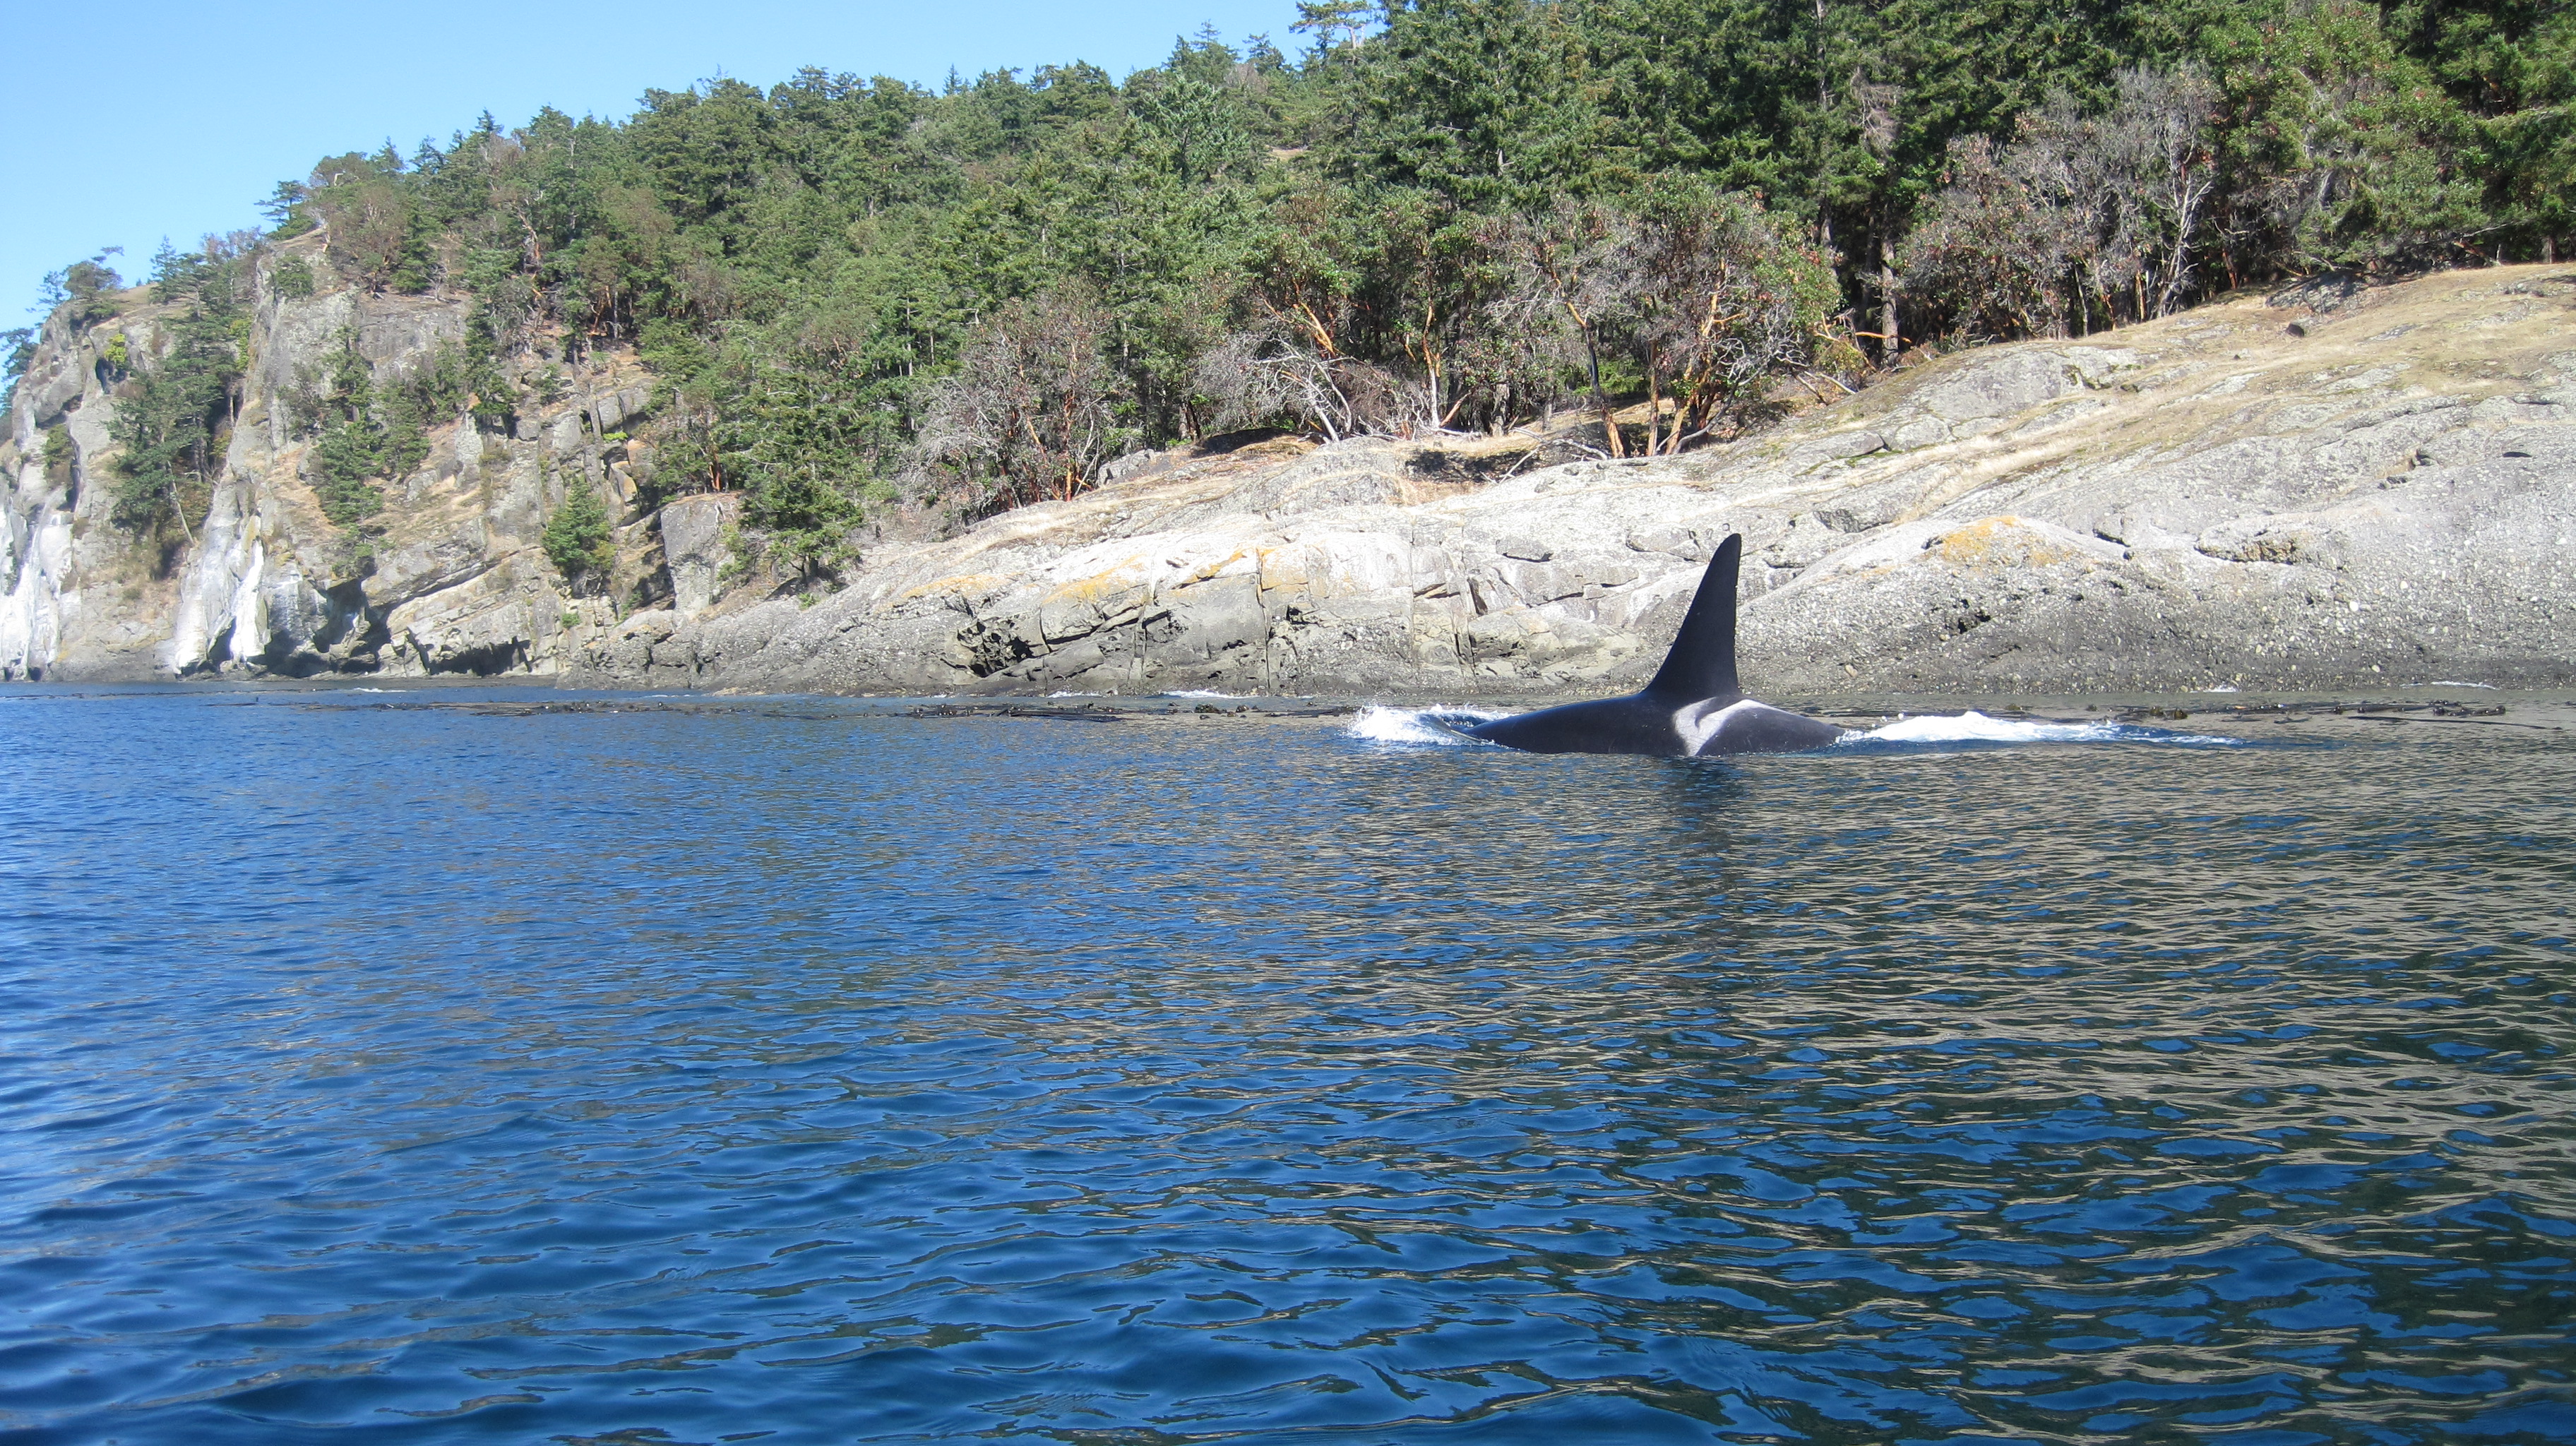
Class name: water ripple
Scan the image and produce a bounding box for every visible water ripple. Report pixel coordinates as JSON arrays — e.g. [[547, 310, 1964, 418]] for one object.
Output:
[[0, 690, 2569, 1442]]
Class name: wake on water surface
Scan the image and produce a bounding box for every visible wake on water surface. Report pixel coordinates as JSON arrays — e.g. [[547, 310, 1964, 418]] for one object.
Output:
[[1854, 710, 2248, 748], [1347, 703, 2251, 749]]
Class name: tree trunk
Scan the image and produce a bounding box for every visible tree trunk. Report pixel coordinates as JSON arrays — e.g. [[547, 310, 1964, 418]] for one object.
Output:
[[1814, 0, 1834, 260], [1645, 346, 1662, 455], [1877, 236, 1900, 364], [1581, 330, 1622, 458]]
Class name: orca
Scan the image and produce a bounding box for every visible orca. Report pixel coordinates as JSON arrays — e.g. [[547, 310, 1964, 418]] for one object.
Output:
[[1465, 534, 1847, 757]]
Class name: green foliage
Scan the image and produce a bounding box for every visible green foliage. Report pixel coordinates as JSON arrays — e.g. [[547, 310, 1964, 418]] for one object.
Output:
[[287, 326, 455, 527], [40, 250, 124, 333], [1292, 1, 1379, 55], [108, 239, 250, 535], [542, 477, 617, 589], [2203, 0, 2483, 269], [379, 386, 431, 479], [311, 421, 386, 526], [261, 181, 318, 239], [727, 366, 870, 580], [307, 152, 434, 292], [1, 327, 33, 414], [715, 523, 750, 587], [390, 338, 512, 428], [1356, 0, 1599, 213], [2414, 0, 2575, 249], [268, 255, 316, 298], [109, 0, 2553, 537]]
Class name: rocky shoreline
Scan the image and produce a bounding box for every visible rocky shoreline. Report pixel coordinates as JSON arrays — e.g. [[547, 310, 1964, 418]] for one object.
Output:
[[7, 260, 2571, 695], [564, 265, 2576, 698]]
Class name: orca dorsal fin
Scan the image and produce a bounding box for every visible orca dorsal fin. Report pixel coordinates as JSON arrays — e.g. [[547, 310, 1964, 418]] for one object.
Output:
[[1645, 533, 1743, 701]]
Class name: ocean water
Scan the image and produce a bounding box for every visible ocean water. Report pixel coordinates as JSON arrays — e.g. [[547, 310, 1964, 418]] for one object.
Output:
[[1, 686, 2570, 1445]]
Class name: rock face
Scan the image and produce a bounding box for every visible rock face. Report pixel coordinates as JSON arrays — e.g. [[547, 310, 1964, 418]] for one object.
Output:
[[0, 234, 688, 682], [7, 260, 2572, 693], [566, 265, 2576, 696]]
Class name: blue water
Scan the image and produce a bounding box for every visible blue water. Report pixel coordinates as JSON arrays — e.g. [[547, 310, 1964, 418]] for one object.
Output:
[[2, 687, 2571, 1444]]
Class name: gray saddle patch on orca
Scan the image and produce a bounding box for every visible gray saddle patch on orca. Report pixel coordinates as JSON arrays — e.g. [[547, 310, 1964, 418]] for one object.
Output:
[[1465, 534, 1847, 758]]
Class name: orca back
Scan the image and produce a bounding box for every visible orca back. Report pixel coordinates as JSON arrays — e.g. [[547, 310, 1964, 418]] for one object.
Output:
[[1644, 534, 1743, 702]]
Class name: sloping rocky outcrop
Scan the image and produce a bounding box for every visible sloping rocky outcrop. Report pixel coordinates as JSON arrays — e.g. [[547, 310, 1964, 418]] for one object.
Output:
[[572, 265, 2576, 696], [6, 260, 2570, 694]]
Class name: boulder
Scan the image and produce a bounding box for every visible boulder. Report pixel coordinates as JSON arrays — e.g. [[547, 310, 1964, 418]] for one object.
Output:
[[658, 494, 739, 617]]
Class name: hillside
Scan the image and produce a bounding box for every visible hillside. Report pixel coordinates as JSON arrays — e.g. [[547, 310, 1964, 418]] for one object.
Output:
[[571, 265, 2574, 695], [4, 260, 2567, 693], [4, 0, 2567, 694]]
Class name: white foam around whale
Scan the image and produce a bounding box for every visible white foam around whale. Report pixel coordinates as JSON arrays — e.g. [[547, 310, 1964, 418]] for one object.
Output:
[[1347, 705, 2248, 750], [1346, 705, 1510, 745], [1864, 711, 2121, 743], [1853, 710, 2243, 746]]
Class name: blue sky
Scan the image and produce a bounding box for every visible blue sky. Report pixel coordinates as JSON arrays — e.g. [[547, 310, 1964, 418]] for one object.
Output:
[[0, 0, 1306, 327]]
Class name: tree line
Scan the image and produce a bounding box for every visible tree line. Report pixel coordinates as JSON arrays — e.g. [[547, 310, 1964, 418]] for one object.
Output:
[[14, 0, 2569, 585]]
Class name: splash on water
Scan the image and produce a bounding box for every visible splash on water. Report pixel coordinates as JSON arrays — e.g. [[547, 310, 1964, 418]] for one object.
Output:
[[1849, 709, 2244, 748], [1345, 705, 1509, 745], [1347, 705, 2249, 750]]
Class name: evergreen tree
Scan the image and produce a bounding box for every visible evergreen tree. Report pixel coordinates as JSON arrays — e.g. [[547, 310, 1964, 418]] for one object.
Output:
[[542, 479, 617, 591], [41, 250, 125, 332], [108, 241, 247, 536], [0, 328, 35, 415], [42, 1, 2556, 541]]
